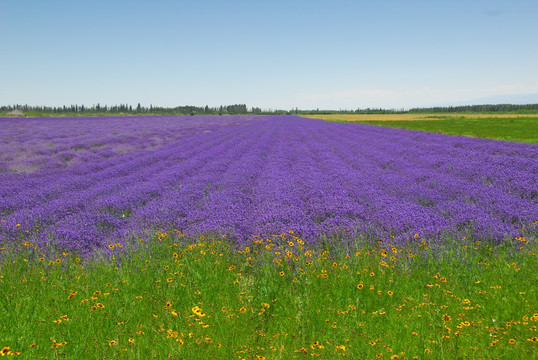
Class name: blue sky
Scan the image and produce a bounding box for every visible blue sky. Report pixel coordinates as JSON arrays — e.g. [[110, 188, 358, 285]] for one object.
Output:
[[1, 0, 537, 110]]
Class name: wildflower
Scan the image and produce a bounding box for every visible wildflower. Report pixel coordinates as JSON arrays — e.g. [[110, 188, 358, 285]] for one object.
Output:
[[109, 340, 116, 346], [387, 291, 393, 296], [192, 306, 206, 317], [128, 338, 135, 345], [163, 302, 172, 309], [167, 278, 173, 283], [108, 244, 114, 249], [443, 314, 452, 322], [357, 283, 364, 289], [424, 348, 431, 354], [508, 339, 516, 345], [96, 303, 105, 308], [279, 271, 284, 277], [1, 347, 10, 356]]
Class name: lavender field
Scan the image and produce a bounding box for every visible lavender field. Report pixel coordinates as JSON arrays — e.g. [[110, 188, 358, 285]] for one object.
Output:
[[0, 115, 536, 254]]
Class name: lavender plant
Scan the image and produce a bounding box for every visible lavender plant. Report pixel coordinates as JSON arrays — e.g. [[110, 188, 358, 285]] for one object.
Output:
[[0, 115, 536, 254]]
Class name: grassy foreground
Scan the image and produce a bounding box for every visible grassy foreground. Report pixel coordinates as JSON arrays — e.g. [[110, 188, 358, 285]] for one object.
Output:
[[0, 230, 537, 359], [303, 114, 538, 144]]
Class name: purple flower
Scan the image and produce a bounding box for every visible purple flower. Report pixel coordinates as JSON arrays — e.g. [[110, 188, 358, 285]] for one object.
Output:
[[0, 115, 536, 253]]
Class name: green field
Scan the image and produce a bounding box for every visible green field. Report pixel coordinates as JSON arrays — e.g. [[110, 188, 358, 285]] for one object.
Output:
[[1, 230, 536, 359], [359, 117, 538, 144], [304, 115, 538, 144]]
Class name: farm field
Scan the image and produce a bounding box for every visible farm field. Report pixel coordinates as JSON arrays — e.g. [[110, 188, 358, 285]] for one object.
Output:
[[302, 114, 538, 144], [302, 113, 536, 121], [0, 115, 537, 359]]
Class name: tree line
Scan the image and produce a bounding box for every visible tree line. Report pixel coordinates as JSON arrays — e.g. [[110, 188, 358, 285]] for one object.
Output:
[[408, 103, 538, 113], [1, 103, 537, 116], [302, 104, 538, 114], [0, 103, 253, 116]]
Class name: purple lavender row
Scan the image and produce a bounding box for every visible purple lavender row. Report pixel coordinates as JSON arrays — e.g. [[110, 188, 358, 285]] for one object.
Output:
[[0, 115, 257, 174], [0, 115, 536, 253]]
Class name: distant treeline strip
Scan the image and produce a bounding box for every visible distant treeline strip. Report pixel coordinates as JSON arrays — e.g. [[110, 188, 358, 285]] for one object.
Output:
[[0, 103, 258, 115], [307, 103, 538, 114], [408, 103, 538, 113], [1, 103, 537, 116]]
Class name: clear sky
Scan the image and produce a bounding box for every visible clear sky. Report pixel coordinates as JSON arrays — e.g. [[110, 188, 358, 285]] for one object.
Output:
[[1, 0, 537, 110]]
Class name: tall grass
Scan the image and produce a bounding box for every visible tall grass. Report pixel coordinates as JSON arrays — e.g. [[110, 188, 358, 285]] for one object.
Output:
[[0, 228, 536, 359]]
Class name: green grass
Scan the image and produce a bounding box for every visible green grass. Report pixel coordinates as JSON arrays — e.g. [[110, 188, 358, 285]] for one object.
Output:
[[351, 117, 538, 144], [1, 229, 537, 359]]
